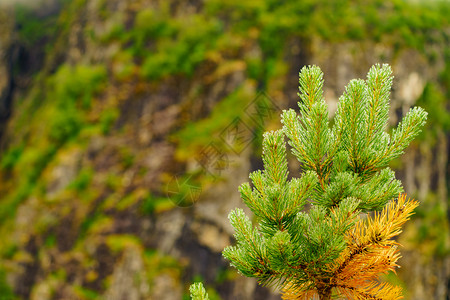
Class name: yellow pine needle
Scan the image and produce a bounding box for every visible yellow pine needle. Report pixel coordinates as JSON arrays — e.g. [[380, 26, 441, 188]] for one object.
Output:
[[281, 194, 417, 299], [282, 282, 320, 300], [337, 282, 403, 300], [335, 246, 400, 286], [332, 194, 417, 273], [324, 194, 417, 298]]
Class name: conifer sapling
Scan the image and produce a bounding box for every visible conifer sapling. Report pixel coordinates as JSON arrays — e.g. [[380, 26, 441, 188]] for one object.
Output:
[[190, 64, 427, 300]]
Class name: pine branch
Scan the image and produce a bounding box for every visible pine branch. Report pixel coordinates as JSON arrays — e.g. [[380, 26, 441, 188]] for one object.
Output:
[[366, 64, 392, 148], [328, 194, 418, 297], [282, 66, 332, 185], [383, 107, 428, 162], [337, 282, 402, 300], [262, 130, 288, 185]]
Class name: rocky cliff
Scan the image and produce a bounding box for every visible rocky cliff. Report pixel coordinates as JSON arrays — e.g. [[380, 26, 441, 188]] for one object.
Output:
[[0, 0, 449, 299]]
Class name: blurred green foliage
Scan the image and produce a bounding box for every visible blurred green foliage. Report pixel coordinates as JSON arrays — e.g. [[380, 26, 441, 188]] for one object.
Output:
[[140, 193, 175, 215], [413, 193, 450, 257], [411, 59, 450, 259], [78, 210, 103, 240], [174, 86, 253, 160], [0, 268, 16, 300], [105, 234, 142, 254], [0, 61, 107, 213], [99, 108, 120, 135], [101, 7, 223, 80], [73, 286, 100, 300], [0, 63, 107, 229], [0, 145, 56, 223], [14, 4, 58, 46], [140, 15, 222, 79], [68, 168, 94, 192], [48, 105, 83, 145], [0, 145, 24, 171], [49, 64, 107, 110], [418, 83, 450, 132]]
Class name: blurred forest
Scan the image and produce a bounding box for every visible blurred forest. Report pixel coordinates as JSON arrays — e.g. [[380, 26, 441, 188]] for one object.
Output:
[[0, 0, 449, 299]]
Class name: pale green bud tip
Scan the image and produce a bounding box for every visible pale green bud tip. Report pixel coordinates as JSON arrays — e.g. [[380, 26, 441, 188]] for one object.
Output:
[[190, 282, 209, 300]]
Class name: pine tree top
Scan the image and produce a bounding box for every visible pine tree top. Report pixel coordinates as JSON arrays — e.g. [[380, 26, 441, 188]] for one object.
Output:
[[191, 64, 427, 300]]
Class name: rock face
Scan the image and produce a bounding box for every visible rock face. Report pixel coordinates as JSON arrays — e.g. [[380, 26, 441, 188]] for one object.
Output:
[[0, 1, 448, 299], [0, 8, 14, 141]]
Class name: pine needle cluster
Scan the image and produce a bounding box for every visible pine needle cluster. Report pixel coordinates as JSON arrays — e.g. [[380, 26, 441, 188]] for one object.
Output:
[[190, 282, 210, 300], [190, 64, 427, 300]]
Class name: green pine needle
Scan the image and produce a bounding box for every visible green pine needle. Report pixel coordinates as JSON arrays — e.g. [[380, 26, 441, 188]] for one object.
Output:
[[189, 282, 209, 300]]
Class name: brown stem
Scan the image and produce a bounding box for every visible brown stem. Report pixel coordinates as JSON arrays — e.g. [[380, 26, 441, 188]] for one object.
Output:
[[319, 290, 331, 300], [318, 288, 331, 300], [317, 283, 332, 300]]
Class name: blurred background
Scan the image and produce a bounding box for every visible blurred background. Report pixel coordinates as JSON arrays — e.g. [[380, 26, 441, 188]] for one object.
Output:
[[0, 0, 448, 299]]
